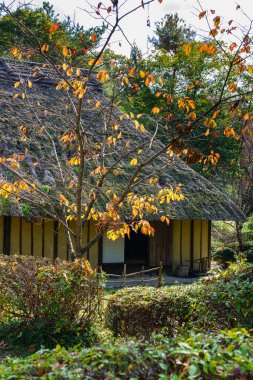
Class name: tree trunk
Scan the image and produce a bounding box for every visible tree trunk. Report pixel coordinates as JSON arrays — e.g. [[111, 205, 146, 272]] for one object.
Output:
[[235, 220, 244, 252]]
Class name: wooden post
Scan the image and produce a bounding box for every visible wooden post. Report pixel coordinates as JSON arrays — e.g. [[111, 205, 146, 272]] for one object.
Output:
[[122, 263, 126, 287], [158, 261, 164, 288], [141, 265, 144, 286]]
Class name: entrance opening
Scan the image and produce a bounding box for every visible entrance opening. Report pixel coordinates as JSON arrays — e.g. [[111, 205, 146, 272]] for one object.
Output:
[[124, 230, 148, 264]]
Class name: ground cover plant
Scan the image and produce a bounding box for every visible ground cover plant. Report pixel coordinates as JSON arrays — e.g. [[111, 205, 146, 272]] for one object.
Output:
[[0, 329, 252, 379], [0, 255, 105, 349], [106, 262, 253, 338]]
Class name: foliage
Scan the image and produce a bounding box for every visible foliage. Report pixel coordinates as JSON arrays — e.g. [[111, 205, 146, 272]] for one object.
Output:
[[244, 248, 253, 263], [106, 262, 253, 338], [0, 2, 105, 64], [150, 13, 196, 53], [0, 255, 105, 348], [0, 329, 253, 379], [106, 285, 193, 338], [0, 1, 252, 258], [212, 247, 236, 266], [109, 9, 253, 184], [0, 0, 186, 259]]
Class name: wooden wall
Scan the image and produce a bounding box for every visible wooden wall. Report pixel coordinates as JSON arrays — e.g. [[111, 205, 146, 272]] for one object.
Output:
[[0, 216, 210, 272], [149, 221, 172, 267], [0, 216, 99, 267], [172, 220, 211, 273]]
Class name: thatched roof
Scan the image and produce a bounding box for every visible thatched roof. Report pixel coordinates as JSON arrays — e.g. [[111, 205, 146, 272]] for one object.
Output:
[[0, 58, 246, 221]]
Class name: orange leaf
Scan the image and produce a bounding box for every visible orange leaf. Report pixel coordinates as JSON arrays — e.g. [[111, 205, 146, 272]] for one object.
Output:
[[199, 11, 206, 19], [91, 33, 97, 42], [49, 22, 59, 33], [129, 68, 135, 77]]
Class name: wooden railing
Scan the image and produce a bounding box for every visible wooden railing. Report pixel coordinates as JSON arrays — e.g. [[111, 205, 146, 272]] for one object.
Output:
[[103, 261, 164, 288]]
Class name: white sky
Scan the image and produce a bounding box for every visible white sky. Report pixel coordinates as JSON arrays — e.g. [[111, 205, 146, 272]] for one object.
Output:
[[32, 0, 253, 55]]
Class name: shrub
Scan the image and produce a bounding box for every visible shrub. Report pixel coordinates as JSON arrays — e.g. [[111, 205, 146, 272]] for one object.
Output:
[[213, 247, 236, 266], [245, 248, 253, 263], [0, 329, 253, 379], [0, 255, 105, 348], [106, 263, 253, 338], [106, 285, 195, 338], [202, 262, 253, 328]]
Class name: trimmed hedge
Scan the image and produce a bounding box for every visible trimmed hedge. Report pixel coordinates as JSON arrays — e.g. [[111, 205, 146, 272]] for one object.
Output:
[[106, 262, 253, 338], [0, 329, 252, 379]]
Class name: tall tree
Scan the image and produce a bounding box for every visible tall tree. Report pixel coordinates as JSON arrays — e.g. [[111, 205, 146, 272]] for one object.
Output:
[[0, 2, 252, 259], [150, 13, 195, 53], [0, 2, 105, 64]]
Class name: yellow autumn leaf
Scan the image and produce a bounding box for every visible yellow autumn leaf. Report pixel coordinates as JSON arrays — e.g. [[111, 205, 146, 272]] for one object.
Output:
[[151, 107, 160, 114], [14, 82, 20, 88], [62, 46, 69, 57], [76, 68, 81, 76], [130, 158, 138, 166], [248, 65, 253, 74], [88, 58, 102, 66], [161, 216, 170, 226], [27, 80, 32, 88], [66, 68, 74, 76], [182, 43, 191, 56], [134, 120, 139, 128], [140, 70, 145, 78], [59, 194, 69, 206], [11, 47, 19, 56], [41, 44, 49, 52]]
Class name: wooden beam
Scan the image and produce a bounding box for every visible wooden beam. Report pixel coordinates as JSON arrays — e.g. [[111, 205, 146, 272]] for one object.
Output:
[[180, 220, 183, 265], [3, 216, 11, 255], [53, 220, 58, 261], [30, 221, 34, 256], [208, 220, 212, 269], [200, 220, 203, 260], [19, 217, 22, 255], [190, 220, 194, 270], [87, 220, 90, 261], [98, 236, 103, 266], [42, 220, 45, 258]]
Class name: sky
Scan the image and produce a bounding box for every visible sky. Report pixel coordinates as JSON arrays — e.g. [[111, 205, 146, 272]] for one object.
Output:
[[32, 0, 253, 55]]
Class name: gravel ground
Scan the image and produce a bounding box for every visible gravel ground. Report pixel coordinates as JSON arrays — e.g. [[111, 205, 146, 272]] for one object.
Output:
[[106, 274, 202, 288]]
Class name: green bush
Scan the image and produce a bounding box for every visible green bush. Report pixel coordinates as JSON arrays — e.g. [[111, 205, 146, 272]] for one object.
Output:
[[0, 255, 104, 348], [244, 248, 253, 263], [0, 329, 253, 379], [213, 247, 236, 266], [202, 262, 253, 328], [106, 263, 253, 338], [106, 286, 193, 338]]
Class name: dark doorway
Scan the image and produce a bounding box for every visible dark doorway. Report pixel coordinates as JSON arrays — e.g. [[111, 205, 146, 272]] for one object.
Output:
[[125, 230, 148, 264]]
